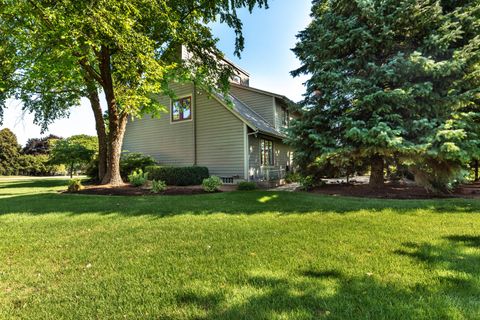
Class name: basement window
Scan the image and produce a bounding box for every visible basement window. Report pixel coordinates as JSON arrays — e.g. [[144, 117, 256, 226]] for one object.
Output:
[[172, 96, 192, 122]]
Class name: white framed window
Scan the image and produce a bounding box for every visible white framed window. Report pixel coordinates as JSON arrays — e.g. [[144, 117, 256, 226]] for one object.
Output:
[[282, 108, 290, 126], [171, 96, 192, 122], [260, 139, 274, 166]]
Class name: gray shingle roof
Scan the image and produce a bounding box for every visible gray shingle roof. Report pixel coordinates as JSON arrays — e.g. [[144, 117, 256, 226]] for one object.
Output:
[[215, 92, 286, 139]]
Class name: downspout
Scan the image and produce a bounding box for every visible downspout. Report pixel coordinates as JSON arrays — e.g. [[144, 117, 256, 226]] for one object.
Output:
[[193, 82, 197, 165]]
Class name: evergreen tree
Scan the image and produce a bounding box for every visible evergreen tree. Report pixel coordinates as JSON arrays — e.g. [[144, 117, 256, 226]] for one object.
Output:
[[0, 128, 20, 175], [290, 0, 480, 189]]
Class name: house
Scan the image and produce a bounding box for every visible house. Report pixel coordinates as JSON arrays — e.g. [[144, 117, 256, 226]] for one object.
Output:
[[122, 61, 296, 185]]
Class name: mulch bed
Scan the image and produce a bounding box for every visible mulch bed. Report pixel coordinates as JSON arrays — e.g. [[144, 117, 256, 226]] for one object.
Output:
[[310, 182, 475, 199], [68, 184, 235, 196]]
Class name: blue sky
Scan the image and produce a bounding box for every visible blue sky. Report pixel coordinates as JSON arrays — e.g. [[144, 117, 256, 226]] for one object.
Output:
[[1, 0, 312, 145]]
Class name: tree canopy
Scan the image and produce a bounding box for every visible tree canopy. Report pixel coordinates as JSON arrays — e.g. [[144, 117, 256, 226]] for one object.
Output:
[[0, 128, 20, 175], [49, 135, 98, 178], [289, 0, 480, 190]]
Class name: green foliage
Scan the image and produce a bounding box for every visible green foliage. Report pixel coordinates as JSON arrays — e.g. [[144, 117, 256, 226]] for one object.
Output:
[[49, 135, 98, 177], [0, 128, 20, 175], [145, 166, 209, 186], [67, 178, 84, 192], [128, 169, 148, 187], [237, 181, 257, 191], [299, 176, 325, 191], [22, 135, 60, 155], [85, 158, 100, 181], [202, 176, 222, 193], [151, 180, 167, 194], [289, 0, 480, 190], [17, 154, 64, 176], [285, 172, 301, 183], [120, 152, 156, 179]]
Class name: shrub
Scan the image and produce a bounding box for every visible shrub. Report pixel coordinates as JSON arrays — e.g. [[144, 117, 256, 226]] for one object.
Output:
[[299, 175, 325, 191], [237, 181, 257, 191], [120, 152, 156, 179], [202, 176, 222, 192], [145, 166, 209, 186], [151, 180, 167, 193], [128, 169, 148, 187], [285, 172, 301, 183], [85, 158, 99, 181], [67, 178, 84, 192]]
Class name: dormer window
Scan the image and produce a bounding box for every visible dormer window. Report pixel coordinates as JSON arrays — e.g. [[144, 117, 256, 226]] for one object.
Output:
[[172, 96, 192, 122], [232, 75, 241, 84]]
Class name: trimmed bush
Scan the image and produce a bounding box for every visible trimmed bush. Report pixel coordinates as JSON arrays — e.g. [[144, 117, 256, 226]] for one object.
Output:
[[151, 180, 167, 193], [145, 166, 209, 186], [237, 181, 257, 191], [67, 179, 84, 192], [128, 169, 148, 187], [202, 176, 222, 192], [120, 152, 156, 179]]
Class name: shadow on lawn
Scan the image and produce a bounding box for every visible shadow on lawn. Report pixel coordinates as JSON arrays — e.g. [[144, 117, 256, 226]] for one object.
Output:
[[1, 189, 480, 217], [0, 178, 69, 189], [172, 237, 479, 319]]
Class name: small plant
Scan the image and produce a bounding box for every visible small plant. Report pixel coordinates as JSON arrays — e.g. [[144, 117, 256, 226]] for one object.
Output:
[[202, 176, 222, 192], [67, 178, 84, 192], [237, 181, 257, 191], [128, 169, 148, 187], [285, 172, 301, 183], [299, 175, 325, 191], [151, 179, 167, 193]]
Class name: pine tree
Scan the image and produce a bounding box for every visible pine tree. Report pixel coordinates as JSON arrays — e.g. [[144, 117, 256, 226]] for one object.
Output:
[[290, 0, 480, 189]]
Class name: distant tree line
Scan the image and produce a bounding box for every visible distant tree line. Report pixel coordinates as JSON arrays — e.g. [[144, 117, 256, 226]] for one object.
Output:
[[0, 128, 97, 177]]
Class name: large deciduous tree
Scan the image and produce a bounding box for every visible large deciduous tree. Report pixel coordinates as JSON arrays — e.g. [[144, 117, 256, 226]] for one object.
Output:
[[289, 0, 480, 189], [1, 0, 268, 185]]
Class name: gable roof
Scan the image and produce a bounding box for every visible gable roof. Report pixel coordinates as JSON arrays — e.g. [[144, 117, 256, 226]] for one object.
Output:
[[213, 92, 286, 139], [230, 83, 296, 107]]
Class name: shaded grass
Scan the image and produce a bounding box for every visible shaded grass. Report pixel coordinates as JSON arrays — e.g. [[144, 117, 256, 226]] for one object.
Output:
[[0, 178, 479, 319]]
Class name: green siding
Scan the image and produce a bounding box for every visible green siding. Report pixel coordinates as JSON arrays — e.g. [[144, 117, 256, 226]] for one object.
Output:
[[196, 90, 245, 177], [123, 82, 246, 178], [122, 83, 195, 166], [230, 86, 275, 125], [248, 134, 293, 181]]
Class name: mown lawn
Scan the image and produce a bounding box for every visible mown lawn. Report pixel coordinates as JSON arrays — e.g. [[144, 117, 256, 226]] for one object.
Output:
[[0, 178, 479, 319]]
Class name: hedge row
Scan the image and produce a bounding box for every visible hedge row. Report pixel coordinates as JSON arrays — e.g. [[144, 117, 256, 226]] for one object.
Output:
[[145, 165, 209, 186]]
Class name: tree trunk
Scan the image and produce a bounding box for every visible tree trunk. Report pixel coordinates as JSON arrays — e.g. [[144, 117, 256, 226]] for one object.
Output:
[[369, 155, 385, 187], [475, 160, 479, 181], [98, 45, 125, 186], [101, 114, 127, 185], [85, 81, 108, 183]]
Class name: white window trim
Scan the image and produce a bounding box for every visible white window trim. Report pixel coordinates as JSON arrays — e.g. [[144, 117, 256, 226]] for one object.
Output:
[[170, 94, 194, 124]]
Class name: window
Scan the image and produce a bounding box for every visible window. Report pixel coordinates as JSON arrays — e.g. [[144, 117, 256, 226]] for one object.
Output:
[[282, 108, 290, 126], [231, 75, 241, 84], [172, 96, 192, 122], [260, 139, 274, 166]]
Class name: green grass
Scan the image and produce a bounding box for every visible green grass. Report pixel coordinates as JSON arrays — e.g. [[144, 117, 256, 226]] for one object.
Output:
[[0, 178, 479, 319]]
